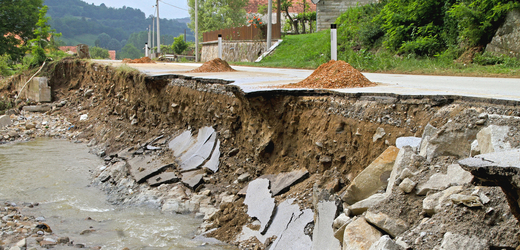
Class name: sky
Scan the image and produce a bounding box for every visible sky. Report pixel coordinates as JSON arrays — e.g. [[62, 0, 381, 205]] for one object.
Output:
[[82, 0, 190, 19]]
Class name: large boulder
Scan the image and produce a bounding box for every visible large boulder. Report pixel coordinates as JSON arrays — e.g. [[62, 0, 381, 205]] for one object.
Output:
[[485, 9, 520, 58], [365, 211, 408, 238], [343, 217, 382, 250], [420, 121, 478, 161], [476, 125, 511, 154], [342, 146, 400, 205]]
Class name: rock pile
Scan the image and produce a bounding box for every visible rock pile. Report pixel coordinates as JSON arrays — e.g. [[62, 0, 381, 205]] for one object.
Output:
[[223, 112, 520, 249], [122, 57, 155, 64], [283, 60, 375, 89], [0, 201, 85, 249], [188, 58, 236, 73], [0, 105, 80, 144]]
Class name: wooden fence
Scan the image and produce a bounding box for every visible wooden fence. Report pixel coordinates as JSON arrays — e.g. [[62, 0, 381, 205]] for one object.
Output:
[[203, 23, 281, 42]]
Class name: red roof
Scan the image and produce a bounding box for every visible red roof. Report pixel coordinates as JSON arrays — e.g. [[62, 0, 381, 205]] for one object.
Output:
[[246, 0, 316, 14]]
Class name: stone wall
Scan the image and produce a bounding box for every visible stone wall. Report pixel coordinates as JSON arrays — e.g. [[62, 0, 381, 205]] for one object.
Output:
[[486, 9, 520, 58], [316, 0, 376, 31], [201, 41, 269, 62]]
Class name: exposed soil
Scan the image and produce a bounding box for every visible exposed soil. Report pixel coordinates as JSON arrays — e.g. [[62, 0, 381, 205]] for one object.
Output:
[[2, 58, 520, 249], [189, 58, 236, 73], [282, 60, 376, 89], [122, 57, 155, 64]]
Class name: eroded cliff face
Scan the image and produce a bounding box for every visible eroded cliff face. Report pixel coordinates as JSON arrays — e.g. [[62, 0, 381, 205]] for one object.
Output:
[[2, 59, 520, 249]]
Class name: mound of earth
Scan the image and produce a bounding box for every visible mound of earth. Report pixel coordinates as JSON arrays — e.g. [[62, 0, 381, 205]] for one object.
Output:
[[122, 57, 155, 64], [189, 58, 235, 73], [284, 60, 375, 89]]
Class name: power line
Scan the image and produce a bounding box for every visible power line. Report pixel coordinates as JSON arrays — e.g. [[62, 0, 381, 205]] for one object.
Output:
[[159, 0, 188, 11]]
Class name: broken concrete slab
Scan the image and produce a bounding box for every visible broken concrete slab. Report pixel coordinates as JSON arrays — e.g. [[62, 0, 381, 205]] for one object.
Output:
[[127, 155, 173, 183], [243, 178, 275, 234], [179, 132, 217, 172], [312, 201, 341, 250], [343, 216, 382, 250], [365, 211, 409, 238], [239, 199, 300, 244], [238, 169, 309, 196], [476, 125, 511, 154], [202, 140, 220, 173], [22, 105, 51, 113], [178, 127, 215, 163], [369, 235, 404, 250], [0, 115, 12, 128], [343, 146, 400, 205], [169, 130, 194, 157], [435, 232, 489, 250], [348, 193, 386, 216], [269, 209, 314, 250], [147, 171, 179, 186], [395, 136, 422, 150], [416, 164, 473, 195], [181, 170, 204, 189], [422, 186, 463, 216]]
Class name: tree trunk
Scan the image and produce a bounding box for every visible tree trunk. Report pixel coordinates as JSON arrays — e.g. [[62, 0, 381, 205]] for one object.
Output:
[[302, 0, 306, 34]]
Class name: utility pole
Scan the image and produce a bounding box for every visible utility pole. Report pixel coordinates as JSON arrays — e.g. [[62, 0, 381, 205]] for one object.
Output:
[[195, 0, 199, 62], [267, 0, 272, 49], [152, 15, 155, 57], [156, 0, 161, 54], [148, 25, 151, 57]]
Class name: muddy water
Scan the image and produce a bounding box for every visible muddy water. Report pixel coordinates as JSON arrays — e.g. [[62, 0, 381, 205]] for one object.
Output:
[[0, 139, 230, 249]]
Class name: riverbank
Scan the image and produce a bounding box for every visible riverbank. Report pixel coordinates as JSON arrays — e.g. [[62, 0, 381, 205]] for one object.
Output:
[[1, 58, 520, 249]]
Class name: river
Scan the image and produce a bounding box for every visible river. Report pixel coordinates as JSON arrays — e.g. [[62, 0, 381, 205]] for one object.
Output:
[[0, 139, 232, 249]]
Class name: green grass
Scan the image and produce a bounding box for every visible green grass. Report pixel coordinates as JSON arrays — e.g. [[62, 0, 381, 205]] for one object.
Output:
[[231, 31, 520, 78], [234, 32, 331, 69]]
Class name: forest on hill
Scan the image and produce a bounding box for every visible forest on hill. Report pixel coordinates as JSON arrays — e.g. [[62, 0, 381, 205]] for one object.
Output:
[[44, 0, 193, 58]]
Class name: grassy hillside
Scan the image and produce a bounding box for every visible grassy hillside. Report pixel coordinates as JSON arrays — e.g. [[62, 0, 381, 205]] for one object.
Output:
[[236, 31, 520, 77]]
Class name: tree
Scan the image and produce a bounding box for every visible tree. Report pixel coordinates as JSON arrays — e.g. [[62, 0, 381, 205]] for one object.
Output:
[[107, 38, 122, 51], [118, 43, 142, 59], [172, 35, 189, 54], [90, 46, 110, 59], [0, 0, 43, 61], [188, 0, 249, 35], [28, 5, 58, 67], [96, 33, 111, 48]]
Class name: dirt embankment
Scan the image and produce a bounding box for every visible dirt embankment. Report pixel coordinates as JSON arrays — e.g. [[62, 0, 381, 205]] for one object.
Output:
[[2, 58, 520, 249]]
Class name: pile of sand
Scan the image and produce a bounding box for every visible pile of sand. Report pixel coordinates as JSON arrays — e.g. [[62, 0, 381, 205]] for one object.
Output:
[[283, 60, 375, 89], [122, 57, 155, 64], [189, 58, 235, 73]]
